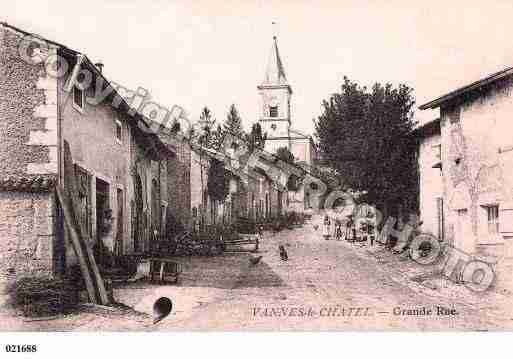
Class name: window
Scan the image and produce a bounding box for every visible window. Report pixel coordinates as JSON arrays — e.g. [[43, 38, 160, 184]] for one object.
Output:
[[486, 205, 499, 234], [73, 85, 84, 112], [269, 105, 278, 117], [115, 120, 122, 143]]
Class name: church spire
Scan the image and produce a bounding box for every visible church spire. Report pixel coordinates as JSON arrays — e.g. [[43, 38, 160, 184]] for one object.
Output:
[[262, 35, 288, 86]]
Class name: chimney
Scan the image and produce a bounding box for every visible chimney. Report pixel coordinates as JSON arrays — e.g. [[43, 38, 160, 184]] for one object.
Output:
[[95, 62, 104, 73]]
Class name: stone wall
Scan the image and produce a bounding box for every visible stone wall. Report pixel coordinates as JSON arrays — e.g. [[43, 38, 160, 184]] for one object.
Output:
[[0, 191, 56, 282], [0, 25, 57, 178], [0, 25, 58, 280]]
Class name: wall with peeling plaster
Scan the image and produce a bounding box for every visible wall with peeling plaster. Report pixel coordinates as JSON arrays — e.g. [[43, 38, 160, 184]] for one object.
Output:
[[439, 77, 513, 289]]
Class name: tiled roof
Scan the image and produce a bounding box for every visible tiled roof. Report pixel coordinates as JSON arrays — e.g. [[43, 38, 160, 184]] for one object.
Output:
[[0, 176, 56, 192]]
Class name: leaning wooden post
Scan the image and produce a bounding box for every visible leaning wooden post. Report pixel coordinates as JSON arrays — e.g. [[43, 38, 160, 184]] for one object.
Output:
[[62, 140, 110, 305], [55, 186, 99, 304]]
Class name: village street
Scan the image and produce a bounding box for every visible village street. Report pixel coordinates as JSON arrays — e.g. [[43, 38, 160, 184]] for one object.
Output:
[[26, 215, 500, 332], [3, 214, 511, 332]]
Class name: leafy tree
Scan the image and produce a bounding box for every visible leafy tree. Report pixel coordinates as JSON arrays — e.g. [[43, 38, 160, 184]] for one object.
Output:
[[197, 107, 216, 147], [210, 124, 224, 151], [246, 122, 267, 152], [207, 158, 229, 202], [196, 106, 216, 223], [223, 104, 244, 138], [275, 146, 295, 164], [314, 76, 417, 218], [275, 146, 298, 190]]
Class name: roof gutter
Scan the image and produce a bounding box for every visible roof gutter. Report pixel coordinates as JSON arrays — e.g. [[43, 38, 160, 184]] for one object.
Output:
[[419, 67, 513, 110]]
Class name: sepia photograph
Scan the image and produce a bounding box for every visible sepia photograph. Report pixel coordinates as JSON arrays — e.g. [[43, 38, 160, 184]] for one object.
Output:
[[2, 1, 513, 354]]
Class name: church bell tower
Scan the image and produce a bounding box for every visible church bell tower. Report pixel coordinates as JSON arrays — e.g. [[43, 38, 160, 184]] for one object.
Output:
[[257, 35, 293, 154]]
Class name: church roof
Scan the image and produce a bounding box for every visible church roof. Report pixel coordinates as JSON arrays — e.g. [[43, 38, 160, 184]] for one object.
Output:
[[261, 36, 289, 87]]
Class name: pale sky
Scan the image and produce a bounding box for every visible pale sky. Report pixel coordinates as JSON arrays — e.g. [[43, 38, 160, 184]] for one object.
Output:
[[4, 0, 513, 134]]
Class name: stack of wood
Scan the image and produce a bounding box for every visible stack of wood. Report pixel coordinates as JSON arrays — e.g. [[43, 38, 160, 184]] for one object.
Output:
[[157, 231, 224, 257], [174, 232, 224, 256]]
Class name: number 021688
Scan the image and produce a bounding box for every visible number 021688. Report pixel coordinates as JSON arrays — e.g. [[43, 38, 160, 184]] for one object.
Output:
[[5, 344, 37, 353]]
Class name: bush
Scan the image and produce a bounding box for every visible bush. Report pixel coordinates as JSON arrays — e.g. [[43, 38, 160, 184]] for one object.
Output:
[[170, 228, 225, 257], [11, 277, 79, 317]]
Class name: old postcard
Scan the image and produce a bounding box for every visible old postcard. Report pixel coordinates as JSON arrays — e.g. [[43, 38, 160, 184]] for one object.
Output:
[[1, 0, 513, 337]]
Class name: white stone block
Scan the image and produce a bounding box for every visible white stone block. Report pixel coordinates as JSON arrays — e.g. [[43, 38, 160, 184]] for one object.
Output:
[[36, 76, 57, 91], [34, 104, 57, 118], [27, 162, 58, 175], [45, 89, 58, 105], [27, 129, 57, 146]]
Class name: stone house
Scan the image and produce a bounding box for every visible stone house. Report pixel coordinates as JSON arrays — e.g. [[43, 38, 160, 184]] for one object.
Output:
[[189, 146, 232, 228], [419, 66, 513, 286], [0, 22, 180, 281], [189, 144, 288, 229], [413, 119, 444, 241]]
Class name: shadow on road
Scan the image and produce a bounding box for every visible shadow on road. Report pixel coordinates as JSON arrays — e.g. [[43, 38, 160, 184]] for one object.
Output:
[[233, 260, 285, 289]]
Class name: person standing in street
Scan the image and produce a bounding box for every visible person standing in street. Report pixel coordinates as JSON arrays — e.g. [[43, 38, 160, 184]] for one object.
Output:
[[335, 219, 343, 241], [323, 215, 331, 240]]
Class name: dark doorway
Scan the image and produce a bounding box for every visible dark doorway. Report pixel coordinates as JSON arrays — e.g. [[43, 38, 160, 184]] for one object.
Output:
[[133, 174, 143, 253], [96, 178, 110, 239], [115, 188, 124, 257], [95, 178, 110, 267], [151, 178, 160, 234]]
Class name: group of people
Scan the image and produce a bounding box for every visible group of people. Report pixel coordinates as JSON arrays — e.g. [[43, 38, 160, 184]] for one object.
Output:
[[321, 215, 354, 241], [320, 214, 376, 244]]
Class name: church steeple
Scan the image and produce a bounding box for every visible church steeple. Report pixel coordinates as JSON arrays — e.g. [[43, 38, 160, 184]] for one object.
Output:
[[256, 30, 317, 167], [262, 36, 289, 87], [257, 34, 293, 153]]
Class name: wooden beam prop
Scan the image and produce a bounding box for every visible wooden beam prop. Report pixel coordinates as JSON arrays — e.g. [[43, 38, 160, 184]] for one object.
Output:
[[62, 140, 110, 305], [55, 186, 99, 304]]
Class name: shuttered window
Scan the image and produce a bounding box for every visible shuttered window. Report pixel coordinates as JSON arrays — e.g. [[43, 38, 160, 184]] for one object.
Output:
[[73, 85, 84, 111]]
